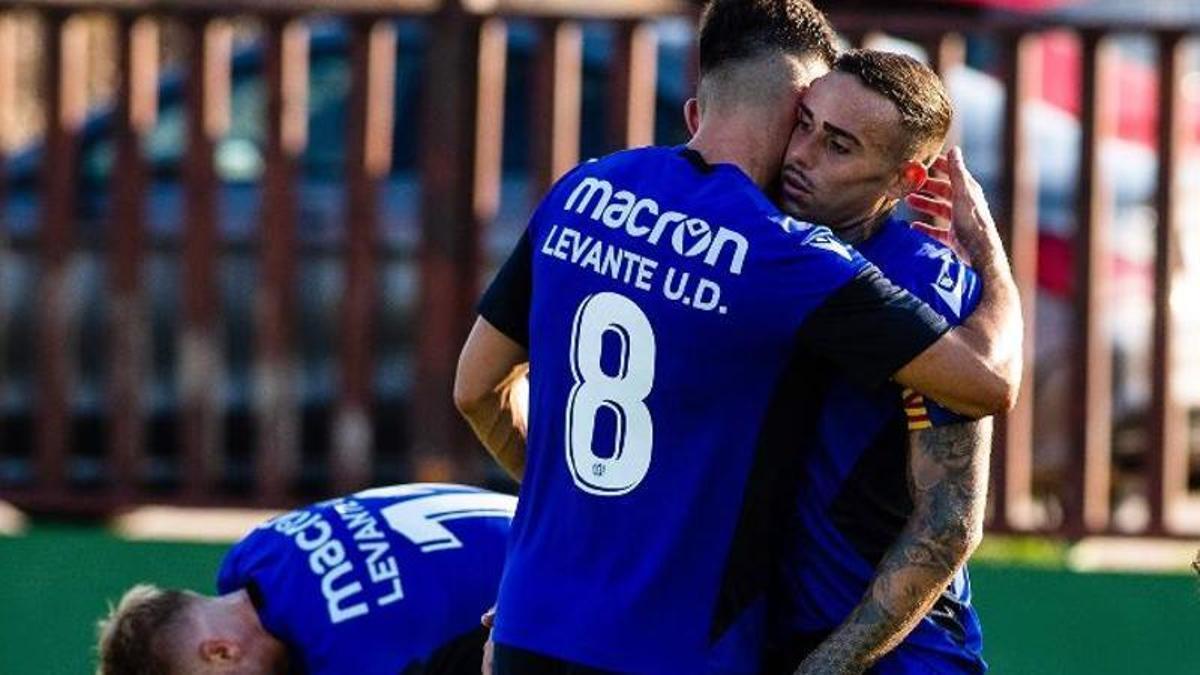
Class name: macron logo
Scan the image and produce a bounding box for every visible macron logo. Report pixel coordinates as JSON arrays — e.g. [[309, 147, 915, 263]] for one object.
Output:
[[563, 176, 750, 275], [804, 232, 853, 261], [932, 255, 966, 318], [775, 216, 852, 261]]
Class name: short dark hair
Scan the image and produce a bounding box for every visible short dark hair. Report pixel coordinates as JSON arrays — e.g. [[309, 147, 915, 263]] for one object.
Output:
[[96, 585, 194, 675], [833, 49, 953, 161], [698, 0, 839, 76]]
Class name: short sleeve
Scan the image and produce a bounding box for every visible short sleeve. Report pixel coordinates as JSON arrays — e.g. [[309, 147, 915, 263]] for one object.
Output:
[[478, 231, 533, 348], [215, 544, 245, 595], [796, 265, 951, 389], [904, 250, 983, 426]]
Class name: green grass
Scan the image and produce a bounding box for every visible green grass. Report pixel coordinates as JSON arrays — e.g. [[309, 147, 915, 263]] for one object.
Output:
[[1, 524, 1197, 674], [973, 535, 1071, 568], [970, 564, 1200, 674], [0, 524, 224, 675]]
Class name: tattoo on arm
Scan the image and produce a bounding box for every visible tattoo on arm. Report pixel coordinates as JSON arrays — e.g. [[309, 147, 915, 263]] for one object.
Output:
[[795, 418, 992, 675]]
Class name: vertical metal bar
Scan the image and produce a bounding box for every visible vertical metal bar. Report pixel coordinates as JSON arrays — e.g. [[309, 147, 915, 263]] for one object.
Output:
[[36, 12, 86, 493], [0, 13, 16, 458], [413, 13, 505, 482], [255, 17, 307, 504], [923, 32, 966, 148], [529, 19, 581, 197], [1068, 31, 1114, 535], [1148, 31, 1188, 535], [991, 31, 1040, 532], [180, 18, 230, 499], [334, 18, 394, 494], [608, 21, 657, 151], [108, 14, 157, 496], [0, 13, 13, 216], [473, 18, 506, 235]]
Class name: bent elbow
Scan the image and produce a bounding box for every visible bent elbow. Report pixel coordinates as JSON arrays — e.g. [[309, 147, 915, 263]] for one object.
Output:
[[964, 521, 985, 557], [936, 517, 985, 564], [956, 514, 986, 559], [992, 366, 1022, 414], [453, 373, 488, 419], [985, 381, 1017, 416], [974, 368, 1020, 417]]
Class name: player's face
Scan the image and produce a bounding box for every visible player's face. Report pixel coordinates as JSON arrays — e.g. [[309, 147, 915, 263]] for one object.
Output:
[[779, 71, 909, 237]]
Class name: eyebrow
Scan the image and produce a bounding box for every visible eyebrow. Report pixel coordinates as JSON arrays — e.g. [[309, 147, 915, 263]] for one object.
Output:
[[799, 101, 864, 149]]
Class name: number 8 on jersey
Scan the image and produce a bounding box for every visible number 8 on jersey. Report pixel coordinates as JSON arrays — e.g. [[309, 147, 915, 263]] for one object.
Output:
[[566, 292, 657, 496]]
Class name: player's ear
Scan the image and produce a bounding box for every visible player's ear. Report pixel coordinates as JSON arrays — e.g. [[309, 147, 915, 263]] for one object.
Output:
[[684, 97, 701, 136], [890, 160, 928, 200], [199, 638, 243, 664]]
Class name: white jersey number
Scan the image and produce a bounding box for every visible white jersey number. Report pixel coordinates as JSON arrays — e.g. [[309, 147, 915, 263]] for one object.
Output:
[[356, 484, 517, 553], [566, 292, 656, 496]]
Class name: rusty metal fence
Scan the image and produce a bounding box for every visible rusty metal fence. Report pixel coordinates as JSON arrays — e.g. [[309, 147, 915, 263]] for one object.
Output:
[[0, 0, 1196, 539]]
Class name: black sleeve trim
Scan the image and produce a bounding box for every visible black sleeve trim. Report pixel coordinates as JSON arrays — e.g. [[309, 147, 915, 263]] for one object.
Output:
[[797, 265, 951, 389], [478, 231, 533, 349]]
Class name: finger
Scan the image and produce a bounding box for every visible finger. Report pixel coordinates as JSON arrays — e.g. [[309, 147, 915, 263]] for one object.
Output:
[[930, 154, 950, 177], [948, 146, 972, 193], [912, 221, 953, 244], [906, 193, 952, 219], [920, 176, 952, 199], [906, 193, 952, 221]]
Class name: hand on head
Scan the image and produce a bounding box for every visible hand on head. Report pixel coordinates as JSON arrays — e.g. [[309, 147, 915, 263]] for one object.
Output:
[[906, 152, 959, 254], [906, 147, 995, 264]]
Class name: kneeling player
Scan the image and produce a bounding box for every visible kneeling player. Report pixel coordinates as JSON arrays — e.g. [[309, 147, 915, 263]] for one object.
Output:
[[97, 483, 515, 675]]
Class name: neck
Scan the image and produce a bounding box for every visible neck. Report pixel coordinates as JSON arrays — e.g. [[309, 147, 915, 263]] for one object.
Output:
[[220, 590, 289, 671], [832, 203, 896, 245], [687, 111, 787, 188]]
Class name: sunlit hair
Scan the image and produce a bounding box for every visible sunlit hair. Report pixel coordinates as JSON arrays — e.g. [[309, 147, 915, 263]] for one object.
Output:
[[834, 49, 953, 162], [699, 0, 839, 75], [96, 584, 193, 675]]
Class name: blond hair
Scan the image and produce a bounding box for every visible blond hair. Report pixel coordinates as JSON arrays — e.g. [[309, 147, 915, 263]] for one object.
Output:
[[96, 584, 193, 675]]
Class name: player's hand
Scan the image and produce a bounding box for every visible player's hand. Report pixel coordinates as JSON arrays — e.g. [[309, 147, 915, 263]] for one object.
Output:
[[941, 146, 999, 264], [906, 153, 970, 262], [906, 154, 953, 235], [481, 605, 496, 628]]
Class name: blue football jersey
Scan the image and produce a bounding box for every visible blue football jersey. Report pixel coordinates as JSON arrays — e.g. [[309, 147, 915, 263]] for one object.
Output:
[[774, 216, 987, 673], [479, 147, 952, 673], [216, 483, 516, 675]]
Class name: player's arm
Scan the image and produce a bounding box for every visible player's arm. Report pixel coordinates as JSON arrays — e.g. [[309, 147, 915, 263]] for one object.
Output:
[[454, 320, 529, 481], [454, 231, 533, 481], [892, 148, 1022, 417], [795, 418, 991, 674]]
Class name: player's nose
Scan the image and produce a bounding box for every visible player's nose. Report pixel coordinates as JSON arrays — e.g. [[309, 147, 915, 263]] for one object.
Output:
[[784, 132, 817, 172]]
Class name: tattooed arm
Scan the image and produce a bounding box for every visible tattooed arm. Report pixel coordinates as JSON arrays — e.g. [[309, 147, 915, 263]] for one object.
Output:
[[795, 418, 992, 674]]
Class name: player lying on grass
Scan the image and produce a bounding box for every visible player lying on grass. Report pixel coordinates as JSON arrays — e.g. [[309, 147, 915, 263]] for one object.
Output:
[[757, 51, 994, 675], [453, 0, 1021, 671], [96, 483, 514, 675]]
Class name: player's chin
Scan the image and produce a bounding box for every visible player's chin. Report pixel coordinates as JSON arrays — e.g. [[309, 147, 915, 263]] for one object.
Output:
[[779, 190, 813, 220]]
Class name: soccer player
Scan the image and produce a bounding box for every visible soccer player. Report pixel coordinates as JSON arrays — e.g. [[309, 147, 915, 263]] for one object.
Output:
[[96, 483, 515, 675], [454, 1, 1021, 673], [768, 52, 994, 674]]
